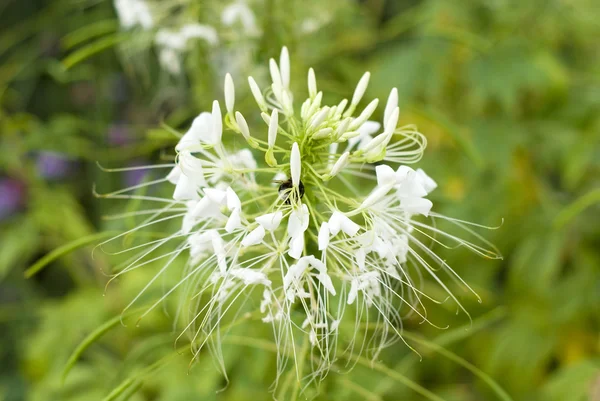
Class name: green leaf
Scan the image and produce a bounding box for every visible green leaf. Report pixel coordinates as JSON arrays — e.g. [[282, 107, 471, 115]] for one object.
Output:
[[401, 331, 514, 401], [62, 19, 119, 50], [62, 312, 134, 383], [24, 231, 117, 278], [62, 34, 128, 70], [554, 188, 600, 230]]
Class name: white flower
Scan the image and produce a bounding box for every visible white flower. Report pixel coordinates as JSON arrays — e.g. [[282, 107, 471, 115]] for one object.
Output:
[[222, 1, 260, 37], [154, 24, 218, 75], [102, 46, 501, 386], [114, 0, 153, 30], [328, 211, 360, 237]]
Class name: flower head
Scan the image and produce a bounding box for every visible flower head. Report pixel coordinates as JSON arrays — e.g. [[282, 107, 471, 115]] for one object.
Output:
[[100, 47, 501, 384]]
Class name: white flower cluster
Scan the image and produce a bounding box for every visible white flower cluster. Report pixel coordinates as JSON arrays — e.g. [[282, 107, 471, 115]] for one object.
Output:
[[155, 25, 218, 74], [103, 47, 500, 381], [112, 0, 262, 74]]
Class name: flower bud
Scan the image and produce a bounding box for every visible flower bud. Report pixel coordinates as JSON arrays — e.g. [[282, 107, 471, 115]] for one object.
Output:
[[224, 73, 235, 114], [248, 76, 267, 111], [290, 142, 301, 187]]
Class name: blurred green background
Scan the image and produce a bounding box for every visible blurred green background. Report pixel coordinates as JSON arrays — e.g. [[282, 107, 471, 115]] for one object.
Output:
[[1, 0, 599, 400]]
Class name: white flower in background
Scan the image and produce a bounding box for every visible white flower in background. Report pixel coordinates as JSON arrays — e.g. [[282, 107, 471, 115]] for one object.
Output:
[[155, 24, 218, 74], [101, 47, 501, 384], [114, 0, 154, 29], [222, 1, 260, 37]]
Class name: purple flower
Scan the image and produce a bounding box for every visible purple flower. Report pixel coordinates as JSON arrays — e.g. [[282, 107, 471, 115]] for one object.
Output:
[[0, 178, 26, 220], [108, 124, 133, 146], [36, 151, 73, 180], [124, 162, 151, 188]]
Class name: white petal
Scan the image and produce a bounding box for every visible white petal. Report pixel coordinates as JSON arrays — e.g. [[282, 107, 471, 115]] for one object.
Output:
[[287, 204, 309, 238], [211, 235, 227, 273], [226, 187, 241, 210], [318, 222, 330, 250], [416, 168, 438, 194], [355, 248, 366, 271], [225, 208, 242, 233], [283, 258, 310, 291], [181, 204, 198, 235], [395, 165, 414, 181], [231, 149, 257, 170], [176, 112, 212, 151], [273, 171, 287, 183], [384, 88, 398, 126], [373, 235, 391, 259], [224, 73, 235, 114], [305, 255, 326, 272], [359, 184, 391, 209], [166, 166, 181, 184], [347, 278, 359, 305], [177, 153, 207, 190], [309, 330, 317, 346], [330, 320, 340, 331], [230, 268, 271, 286], [351, 72, 370, 107], [328, 212, 342, 236], [375, 164, 397, 187], [316, 272, 336, 296], [397, 171, 428, 198], [341, 216, 360, 236], [400, 197, 433, 216], [241, 225, 265, 247], [173, 174, 200, 200], [290, 142, 301, 187], [255, 211, 283, 231], [279, 46, 290, 88], [328, 212, 359, 237], [358, 120, 381, 137], [188, 231, 213, 260], [288, 234, 304, 259], [204, 187, 227, 204], [268, 109, 278, 148], [212, 100, 223, 144]]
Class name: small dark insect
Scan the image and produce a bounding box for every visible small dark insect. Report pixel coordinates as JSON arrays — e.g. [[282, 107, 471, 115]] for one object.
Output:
[[275, 178, 305, 204]]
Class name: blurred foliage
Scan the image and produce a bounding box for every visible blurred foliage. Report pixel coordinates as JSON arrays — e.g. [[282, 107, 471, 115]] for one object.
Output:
[[1, 0, 599, 400]]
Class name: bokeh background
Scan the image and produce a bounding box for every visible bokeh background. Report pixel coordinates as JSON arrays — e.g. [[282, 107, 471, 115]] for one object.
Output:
[[1, 0, 599, 400]]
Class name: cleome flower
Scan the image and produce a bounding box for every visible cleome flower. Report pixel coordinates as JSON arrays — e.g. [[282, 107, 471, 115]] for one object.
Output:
[[98, 47, 501, 385]]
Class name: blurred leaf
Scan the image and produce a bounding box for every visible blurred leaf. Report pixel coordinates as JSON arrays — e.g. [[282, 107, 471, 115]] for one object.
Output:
[[541, 359, 599, 401], [0, 217, 39, 280], [62, 310, 138, 383], [62, 33, 128, 70], [24, 231, 116, 278], [62, 19, 119, 50]]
